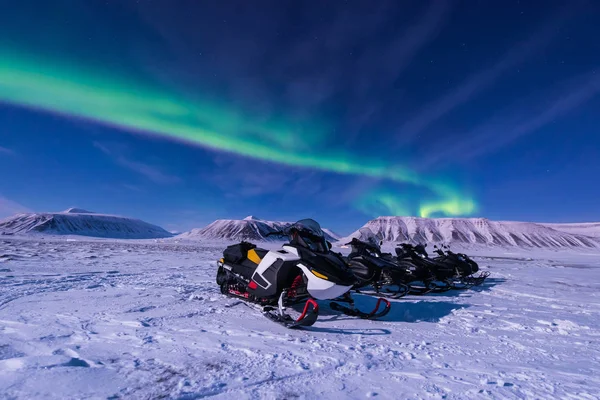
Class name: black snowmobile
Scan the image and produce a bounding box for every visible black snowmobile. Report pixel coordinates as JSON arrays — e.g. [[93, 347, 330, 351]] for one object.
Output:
[[393, 243, 455, 293], [216, 219, 391, 329], [431, 244, 490, 287], [344, 228, 411, 299]]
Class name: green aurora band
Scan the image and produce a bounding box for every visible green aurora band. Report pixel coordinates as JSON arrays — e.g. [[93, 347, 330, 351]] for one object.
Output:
[[0, 49, 476, 218], [355, 188, 477, 219]]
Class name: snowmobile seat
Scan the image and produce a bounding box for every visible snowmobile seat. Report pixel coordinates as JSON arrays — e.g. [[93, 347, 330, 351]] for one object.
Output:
[[223, 242, 270, 279], [223, 242, 257, 264]]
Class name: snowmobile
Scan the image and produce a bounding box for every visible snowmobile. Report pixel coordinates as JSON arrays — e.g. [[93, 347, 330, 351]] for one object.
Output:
[[344, 228, 411, 299], [216, 219, 391, 329], [431, 244, 490, 287], [393, 243, 455, 293]]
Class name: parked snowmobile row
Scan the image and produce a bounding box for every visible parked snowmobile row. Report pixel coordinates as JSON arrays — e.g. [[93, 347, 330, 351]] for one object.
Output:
[[346, 228, 490, 298], [215, 220, 488, 329], [216, 219, 391, 329]]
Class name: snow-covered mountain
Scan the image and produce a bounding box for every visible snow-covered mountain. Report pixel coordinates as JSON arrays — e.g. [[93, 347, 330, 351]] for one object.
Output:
[[0, 208, 172, 239], [322, 228, 341, 241], [340, 216, 600, 249], [541, 222, 600, 238], [178, 216, 339, 242]]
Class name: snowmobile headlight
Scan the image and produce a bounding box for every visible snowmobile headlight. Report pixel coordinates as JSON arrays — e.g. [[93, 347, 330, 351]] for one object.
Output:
[[311, 270, 329, 280]]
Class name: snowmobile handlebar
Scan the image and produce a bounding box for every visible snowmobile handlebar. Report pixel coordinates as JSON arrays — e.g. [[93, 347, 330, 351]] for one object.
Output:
[[345, 238, 382, 255], [396, 243, 428, 257]]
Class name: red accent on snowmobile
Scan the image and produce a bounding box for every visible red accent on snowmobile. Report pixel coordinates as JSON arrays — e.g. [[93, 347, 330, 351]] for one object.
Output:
[[369, 298, 391, 318], [229, 288, 250, 298], [287, 274, 304, 298], [297, 299, 319, 322], [248, 281, 258, 290]]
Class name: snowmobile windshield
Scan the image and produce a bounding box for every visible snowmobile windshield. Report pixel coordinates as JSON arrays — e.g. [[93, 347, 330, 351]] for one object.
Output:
[[288, 219, 328, 253], [357, 227, 381, 252]]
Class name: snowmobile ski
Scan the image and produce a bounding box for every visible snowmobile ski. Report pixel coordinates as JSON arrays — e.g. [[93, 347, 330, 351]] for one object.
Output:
[[354, 281, 410, 299], [329, 294, 391, 319], [461, 271, 491, 286], [263, 296, 319, 329]]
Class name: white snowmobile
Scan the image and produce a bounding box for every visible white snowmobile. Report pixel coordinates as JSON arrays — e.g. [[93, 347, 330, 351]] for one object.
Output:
[[216, 219, 391, 329]]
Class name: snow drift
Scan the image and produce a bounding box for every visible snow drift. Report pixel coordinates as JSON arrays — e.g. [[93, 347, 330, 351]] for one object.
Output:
[[178, 216, 339, 242], [341, 216, 600, 249], [0, 208, 172, 239]]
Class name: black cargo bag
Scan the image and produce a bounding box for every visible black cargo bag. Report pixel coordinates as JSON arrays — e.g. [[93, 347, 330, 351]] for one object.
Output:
[[223, 241, 256, 264]]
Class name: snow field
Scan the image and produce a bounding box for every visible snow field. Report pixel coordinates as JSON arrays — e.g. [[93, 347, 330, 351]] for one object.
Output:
[[1, 237, 599, 399]]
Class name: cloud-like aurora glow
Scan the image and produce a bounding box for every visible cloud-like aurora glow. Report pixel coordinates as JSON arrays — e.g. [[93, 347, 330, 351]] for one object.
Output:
[[0, 49, 476, 217], [355, 187, 477, 219]]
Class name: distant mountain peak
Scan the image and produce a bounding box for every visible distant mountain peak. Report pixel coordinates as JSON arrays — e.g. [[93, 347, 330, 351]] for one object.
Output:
[[0, 210, 171, 239], [178, 217, 338, 242], [62, 208, 95, 214], [322, 228, 341, 240]]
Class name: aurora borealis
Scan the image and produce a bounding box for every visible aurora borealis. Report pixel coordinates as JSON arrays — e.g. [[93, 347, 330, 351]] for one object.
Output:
[[0, 48, 476, 219], [1, 0, 599, 232]]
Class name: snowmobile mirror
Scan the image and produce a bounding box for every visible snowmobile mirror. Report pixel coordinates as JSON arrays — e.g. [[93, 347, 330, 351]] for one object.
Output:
[[379, 240, 383, 246]]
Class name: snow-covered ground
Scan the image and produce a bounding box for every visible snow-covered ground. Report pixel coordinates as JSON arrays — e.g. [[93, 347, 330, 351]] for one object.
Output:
[[1, 237, 599, 399]]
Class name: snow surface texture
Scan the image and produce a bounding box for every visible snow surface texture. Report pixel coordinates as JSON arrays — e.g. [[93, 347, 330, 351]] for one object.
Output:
[[340, 216, 600, 250], [177, 216, 339, 243], [0, 209, 172, 239], [1, 237, 599, 399]]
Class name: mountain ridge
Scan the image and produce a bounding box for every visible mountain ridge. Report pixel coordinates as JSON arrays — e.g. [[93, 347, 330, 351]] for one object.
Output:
[[0, 209, 172, 239], [177, 217, 340, 242], [339, 216, 600, 249]]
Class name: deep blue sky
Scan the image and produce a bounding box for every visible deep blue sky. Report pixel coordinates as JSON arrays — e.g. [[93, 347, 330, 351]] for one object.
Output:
[[0, 0, 599, 234]]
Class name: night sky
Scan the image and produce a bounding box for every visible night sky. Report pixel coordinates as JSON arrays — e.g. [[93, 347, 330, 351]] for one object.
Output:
[[1, 0, 599, 234]]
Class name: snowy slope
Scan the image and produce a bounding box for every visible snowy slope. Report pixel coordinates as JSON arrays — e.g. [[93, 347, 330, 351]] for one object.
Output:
[[541, 222, 600, 238], [63, 207, 95, 214], [0, 209, 172, 239], [176, 216, 289, 242], [1, 237, 599, 399], [178, 216, 339, 242], [322, 228, 341, 241], [340, 216, 600, 249]]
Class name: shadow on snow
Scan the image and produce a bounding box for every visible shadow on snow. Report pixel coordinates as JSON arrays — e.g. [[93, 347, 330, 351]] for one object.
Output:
[[314, 276, 505, 325]]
